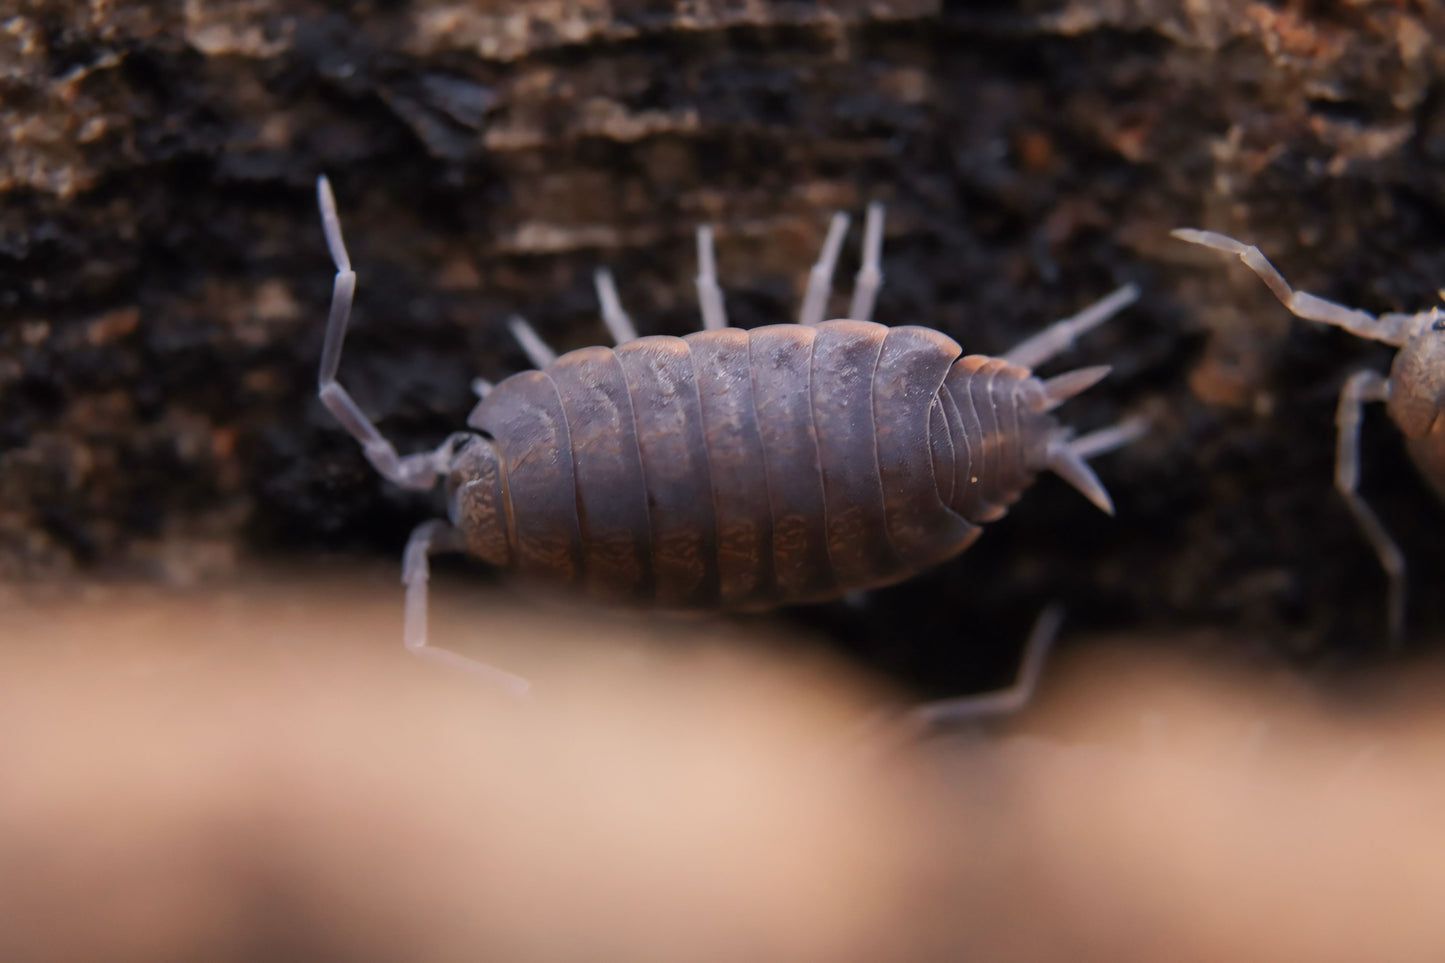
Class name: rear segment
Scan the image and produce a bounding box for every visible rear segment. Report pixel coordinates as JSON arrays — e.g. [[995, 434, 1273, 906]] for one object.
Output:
[[935, 357, 1057, 524]]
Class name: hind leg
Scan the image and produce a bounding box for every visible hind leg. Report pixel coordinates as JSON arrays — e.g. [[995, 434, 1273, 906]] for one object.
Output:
[[1001, 284, 1140, 370], [846, 202, 885, 323], [798, 212, 850, 327], [695, 224, 729, 331], [594, 268, 639, 344], [909, 603, 1064, 730], [403, 519, 532, 696], [507, 314, 558, 368]]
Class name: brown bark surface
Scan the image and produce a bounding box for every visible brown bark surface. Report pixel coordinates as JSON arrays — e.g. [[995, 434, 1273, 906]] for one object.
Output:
[[4, 1, 1445, 688]]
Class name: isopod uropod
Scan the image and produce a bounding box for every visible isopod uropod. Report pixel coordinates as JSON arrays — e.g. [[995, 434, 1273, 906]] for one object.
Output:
[[317, 177, 1143, 692], [1173, 228, 1445, 644]]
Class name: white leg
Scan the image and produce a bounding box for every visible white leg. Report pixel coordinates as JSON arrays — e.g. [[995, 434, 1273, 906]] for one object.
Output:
[[1067, 414, 1150, 460], [315, 176, 455, 491], [798, 211, 850, 326], [847, 202, 885, 322], [695, 224, 728, 330], [1335, 369, 1405, 645], [1036, 364, 1111, 411], [909, 603, 1065, 729], [1040, 414, 1149, 516], [1171, 229, 1414, 346], [1001, 283, 1139, 370], [471, 377, 493, 399], [403, 519, 532, 697], [594, 268, 638, 344], [508, 314, 557, 369]]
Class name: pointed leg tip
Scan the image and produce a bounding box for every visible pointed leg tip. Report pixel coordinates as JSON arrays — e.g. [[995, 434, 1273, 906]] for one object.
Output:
[[1040, 365, 1113, 410], [1048, 443, 1116, 515], [1079, 480, 1115, 515]]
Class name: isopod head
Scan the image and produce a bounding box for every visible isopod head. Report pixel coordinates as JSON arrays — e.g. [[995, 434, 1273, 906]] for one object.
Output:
[[445, 434, 512, 567], [1388, 308, 1445, 500]]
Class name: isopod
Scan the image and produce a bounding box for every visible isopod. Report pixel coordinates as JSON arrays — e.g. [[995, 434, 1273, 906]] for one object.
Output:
[[1173, 228, 1445, 643], [317, 177, 1143, 692]]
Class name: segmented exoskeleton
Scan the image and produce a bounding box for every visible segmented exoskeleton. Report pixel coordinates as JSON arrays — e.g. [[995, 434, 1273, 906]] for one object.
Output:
[[316, 178, 1143, 692]]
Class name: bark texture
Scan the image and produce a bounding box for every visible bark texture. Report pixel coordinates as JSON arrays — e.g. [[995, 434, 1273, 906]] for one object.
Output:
[[4, 0, 1445, 686]]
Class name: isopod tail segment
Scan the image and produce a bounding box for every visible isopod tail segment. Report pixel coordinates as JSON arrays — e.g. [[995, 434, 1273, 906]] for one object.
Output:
[[1172, 227, 1445, 647]]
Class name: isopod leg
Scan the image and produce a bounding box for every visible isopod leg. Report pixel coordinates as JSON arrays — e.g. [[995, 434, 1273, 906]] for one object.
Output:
[[508, 315, 558, 368], [908, 603, 1064, 729], [315, 176, 454, 491], [798, 211, 850, 326], [471, 377, 493, 399], [695, 224, 729, 330], [847, 202, 885, 323], [1335, 369, 1406, 646], [1067, 414, 1150, 460], [1037, 365, 1111, 411], [1000, 283, 1140, 370], [594, 268, 639, 344], [1038, 416, 1149, 517], [403, 518, 532, 697]]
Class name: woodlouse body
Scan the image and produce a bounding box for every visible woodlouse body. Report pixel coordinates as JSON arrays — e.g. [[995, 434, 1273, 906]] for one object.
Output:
[[1385, 325, 1445, 502], [315, 177, 1141, 687], [1174, 228, 1445, 642], [454, 321, 1071, 611]]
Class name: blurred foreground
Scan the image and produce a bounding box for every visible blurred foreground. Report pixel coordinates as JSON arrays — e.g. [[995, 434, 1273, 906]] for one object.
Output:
[[2, 571, 1444, 961]]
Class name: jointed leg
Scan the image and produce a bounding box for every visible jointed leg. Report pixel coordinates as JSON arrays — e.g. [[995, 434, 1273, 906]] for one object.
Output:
[[1335, 369, 1406, 645], [508, 315, 558, 369], [1067, 414, 1150, 460], [315, 176, 459, 491], [847, 202, 885, 323], [1001, 283, 1140, 370], [403, 519, 532, 697], [695, 225, 728, 331], [595, 268, 639, 344], [1171, 229, 1413, 346], [910, 603, 1065, 729], [798, 212, 850, 327], [1036, 365, 1112, 412], [1043, 414, 1150, 516]]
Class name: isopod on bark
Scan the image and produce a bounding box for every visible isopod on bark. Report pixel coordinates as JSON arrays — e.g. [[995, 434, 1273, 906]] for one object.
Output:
[[1174, 228, 1445, 645], [316, 177, 1143, 695]]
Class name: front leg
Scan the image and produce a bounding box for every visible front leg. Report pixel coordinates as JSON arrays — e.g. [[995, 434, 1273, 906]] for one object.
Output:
[[1334, 369, 1406, 646], [402, 519, 532, 697]]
